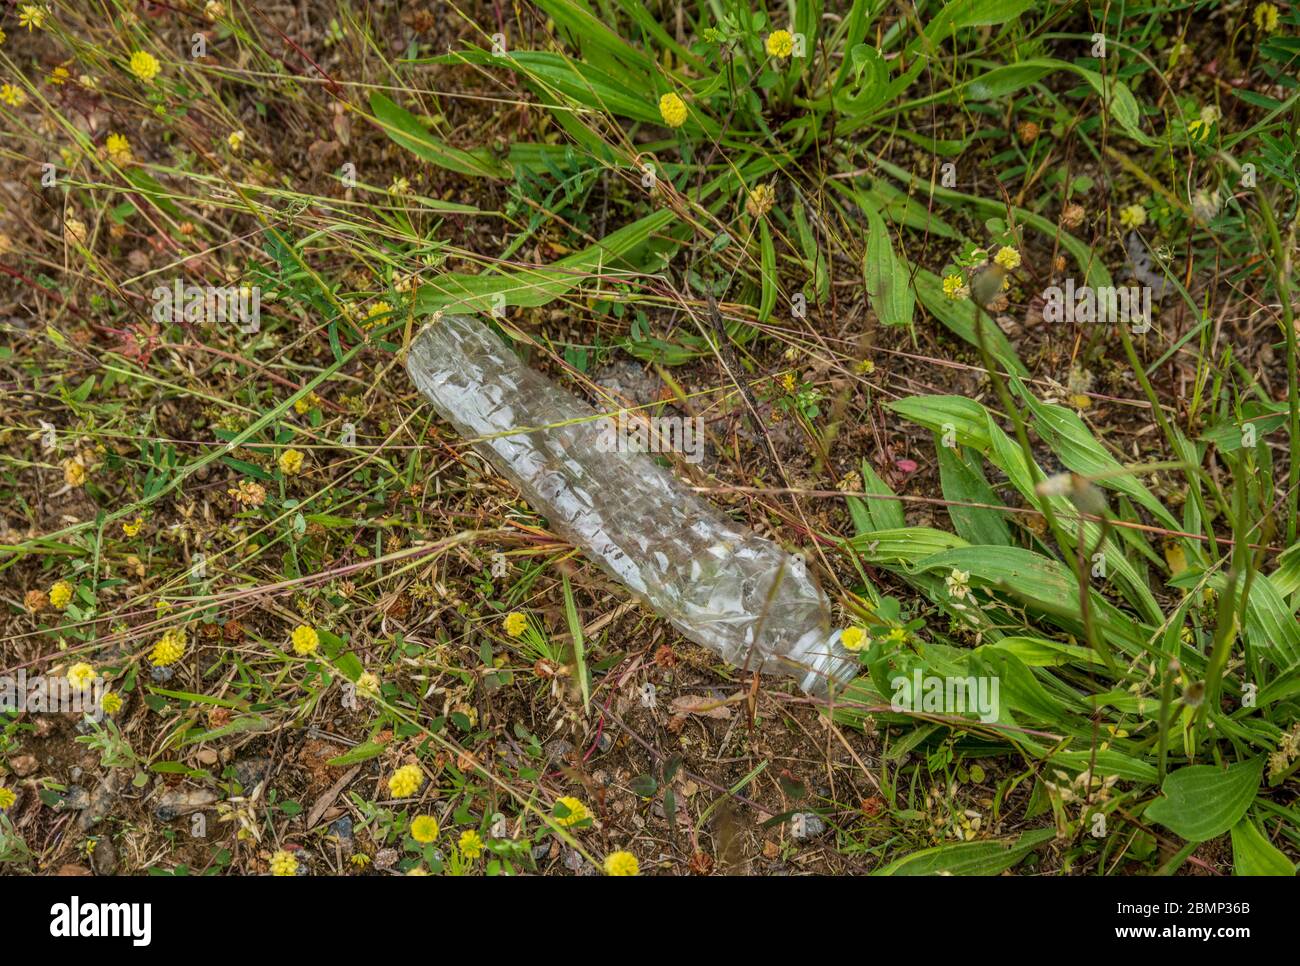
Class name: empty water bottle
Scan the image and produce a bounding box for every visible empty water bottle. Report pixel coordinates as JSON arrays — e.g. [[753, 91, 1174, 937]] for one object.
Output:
[[405, 314, 857, 695]]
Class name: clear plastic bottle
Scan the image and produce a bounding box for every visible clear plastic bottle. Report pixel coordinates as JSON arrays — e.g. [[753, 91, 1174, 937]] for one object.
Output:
[[405, 315, 856, 695]]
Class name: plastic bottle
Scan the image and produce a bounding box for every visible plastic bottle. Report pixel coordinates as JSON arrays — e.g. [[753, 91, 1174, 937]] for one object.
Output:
[[405, 314, 856, 695]]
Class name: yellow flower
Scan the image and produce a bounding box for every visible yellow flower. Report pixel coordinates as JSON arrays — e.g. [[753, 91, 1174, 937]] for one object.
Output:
[[106, 133, 131, 165], [388, 764, 423, 798], [356, 672, 381, 698], [993, 246, 1021, 270], [63, 457, 87, 486], [67, 662, 96, 691], [0, 787, 15, 809], [503, 611, 527, 638], [270, 850, 298, 876], [780, 372, 797, 393], [458, 829, 483, 859], [101, 692, 123, 715], [1254, 3, 1279, 31], [1186, 118, 1210, 142], [278, 448, 305, 475], [1119, 203, 1147, 230], [205, 0, 226, 20], [765, 30, 795, 58], [746, 183, 776, 218], [406, 866, 430, 875], [841, 626, 867, 652], [0, 28, 6, 44], [554, 796, 589, 827], [129, 51, 160, 83], [0, 84, 26, 108], [291, 624, 319, 656], [47, 65, 69, 86], [293, 391, 321, 415], [227, 130, 245, 152], [18, 5, 46, 30], [150, 628, 187, 667], [49, 580, 74, 610], [363, 301, 391, 330], [410, 815, 439, 843], [941, 273, 968, 300], [856, 358, 875, 375], [121, 516, 144, 537], [658, 92, 687, 129], [604, 850, 639, 875]]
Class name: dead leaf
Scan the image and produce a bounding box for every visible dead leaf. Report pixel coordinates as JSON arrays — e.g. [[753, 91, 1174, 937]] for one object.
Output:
[[670, 694, 735, 719]]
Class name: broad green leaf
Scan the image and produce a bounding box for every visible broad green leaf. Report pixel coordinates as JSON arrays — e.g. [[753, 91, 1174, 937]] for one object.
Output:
[[861, 202, 914, 327], [872, 827, 1054, 876], [935, 440, 1012, 546], [847, 459, 906, 534], [369, 93, 510, 179], [1012, 378, 1179, 529], [1145, 757, 1266, 842], [1231, 817, 1296, 875]]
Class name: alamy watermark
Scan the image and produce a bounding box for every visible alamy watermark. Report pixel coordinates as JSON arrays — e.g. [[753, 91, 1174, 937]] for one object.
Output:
[[152, 279, 261, 333], [891, 670, 1000, 723], [596, 410, 704, 464], [1042, 279, 1152, 333], [1, 671, 107, 720]]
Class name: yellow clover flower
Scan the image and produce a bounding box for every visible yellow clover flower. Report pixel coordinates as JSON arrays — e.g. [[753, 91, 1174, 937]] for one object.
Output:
[[121, 515, 144, 537], [1119, 204, 1147, 230], [129, 51, 160, 83], [941, 273, 968, 300], [841, 626, 867, 652], [993, 246, 1021, 270], [0, 787, 15, 809], [0, 84, 26, 107], [503, 612, 527, 638], [49, 580, 74, 610], [150, 628, 187, 667], [278, 448, 305, 476], [410, 815, 439, 843], [363, 301, 391, 330], [1254, 3, 1279, 32], [67, 662, 96, 691], [106, 133, 131, 165], [388, 764, 423, 798], [604, 850, 639, 876], [458, 829, 484, 859], [658, 92, 687, 129], [765, 30, 795, 58], [270, 850, 298, 876], [554, 796, 589, 827], [291, 624, 319, 656], [101, 692, 123, 715]]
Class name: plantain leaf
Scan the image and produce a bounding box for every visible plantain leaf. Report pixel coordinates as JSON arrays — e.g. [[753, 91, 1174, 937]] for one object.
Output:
[[1230, 817, 1296, 876], [873, 827, 1055, 876], [861, 202, 915, 328], [369, 93, 510, 179], [1145, 757, 1265, 843]]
